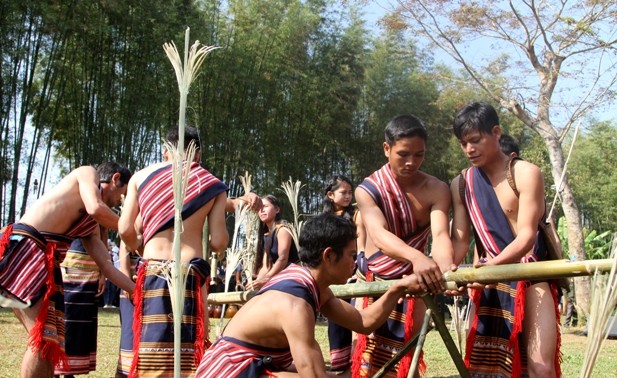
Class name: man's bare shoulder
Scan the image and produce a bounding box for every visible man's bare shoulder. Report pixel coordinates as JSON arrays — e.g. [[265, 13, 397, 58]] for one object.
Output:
[[132, 162, 170, 185], [512, 159, 543, 185]]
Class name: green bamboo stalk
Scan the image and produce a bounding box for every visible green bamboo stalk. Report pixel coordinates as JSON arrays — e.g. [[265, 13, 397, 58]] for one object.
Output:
[[370, 309, 431, 378], [408, 309, 432, 378], [208, 259, 615, 304], [422, 296, 470, 378]]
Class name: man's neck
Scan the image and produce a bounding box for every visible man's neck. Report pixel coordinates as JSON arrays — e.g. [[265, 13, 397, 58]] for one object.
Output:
[[478, 153, 510, 177]]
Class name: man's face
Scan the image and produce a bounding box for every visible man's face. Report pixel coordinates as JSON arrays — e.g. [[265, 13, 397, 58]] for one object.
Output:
[[383, 136, 426, 178], [458, 128, 501, 167], [102, 174, 127, 208], [330, 239, 357, 285]]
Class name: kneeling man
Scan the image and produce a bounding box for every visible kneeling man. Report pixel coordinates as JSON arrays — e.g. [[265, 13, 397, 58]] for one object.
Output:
[[195, 213, 424, 378]]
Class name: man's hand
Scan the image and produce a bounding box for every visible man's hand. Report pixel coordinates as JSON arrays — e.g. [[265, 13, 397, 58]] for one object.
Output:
[[410, 254, 445, 294], [242, 192, 263, 212], [442, 264, 465, 296], [246, 277, 268, 291], [96, 274, 106, 297]]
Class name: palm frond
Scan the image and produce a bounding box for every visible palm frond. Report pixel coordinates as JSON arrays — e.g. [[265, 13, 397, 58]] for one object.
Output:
[[280, 177, 305, 250], [581, 234, 617, 378]]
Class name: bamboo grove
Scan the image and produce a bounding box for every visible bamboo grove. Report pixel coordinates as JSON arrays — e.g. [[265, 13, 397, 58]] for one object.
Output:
[[2, 0, 616, 234]]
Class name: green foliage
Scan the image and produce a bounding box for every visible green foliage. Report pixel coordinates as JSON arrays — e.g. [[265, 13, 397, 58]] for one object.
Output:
[[584, 229, 613, 260], [568, 121, 617, 232]]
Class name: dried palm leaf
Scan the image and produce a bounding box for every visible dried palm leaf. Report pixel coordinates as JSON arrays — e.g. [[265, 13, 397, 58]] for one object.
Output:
[[580, 235, 617, 378], [162, 26, 218, 376], [280, 177, 305, 250]]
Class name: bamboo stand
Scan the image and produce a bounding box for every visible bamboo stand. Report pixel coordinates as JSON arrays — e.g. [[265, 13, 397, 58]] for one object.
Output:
[[207, 259, 615, 377]]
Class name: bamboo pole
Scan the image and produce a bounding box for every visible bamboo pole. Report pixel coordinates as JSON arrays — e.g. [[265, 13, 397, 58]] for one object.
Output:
[[371, 309, 429, 378], [208, 259, 614, 304], [408, 309, 432, 378], [422, 296, 470, 378]]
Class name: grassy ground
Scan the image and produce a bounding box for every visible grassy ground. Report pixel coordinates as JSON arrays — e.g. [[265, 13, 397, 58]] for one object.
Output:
[[1, 307, 617, 377]]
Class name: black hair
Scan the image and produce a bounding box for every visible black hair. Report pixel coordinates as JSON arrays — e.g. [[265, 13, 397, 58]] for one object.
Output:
[[254, 194, 284, 275], [299, 213, 357, 268], [384, 115, 428, 146], [321, 175, 355, 220], [96, 162, 131, 187], [165, 125, 201, 151], [500, 134, 520, 157], [453, 101, 500, 140]]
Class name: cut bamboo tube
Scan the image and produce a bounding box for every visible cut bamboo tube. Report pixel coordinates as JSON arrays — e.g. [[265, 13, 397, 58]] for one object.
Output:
[[208, 259, 614, 304]]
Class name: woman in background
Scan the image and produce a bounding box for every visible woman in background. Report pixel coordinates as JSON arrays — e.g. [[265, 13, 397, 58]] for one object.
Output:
[[248, 195, 299, 291], [322, 175, 365, 373]]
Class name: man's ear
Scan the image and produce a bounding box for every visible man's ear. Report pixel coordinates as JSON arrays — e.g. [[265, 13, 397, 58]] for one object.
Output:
[[110, 172, 123, 187], [322, 246, 334, 263], [492, 124, 502, 140], [383, 142, 390, 158]]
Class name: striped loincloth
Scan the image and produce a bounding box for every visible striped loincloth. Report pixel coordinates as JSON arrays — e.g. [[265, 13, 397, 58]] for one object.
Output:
[[129, 258, 210, 378], [54, 239, 100, 375]]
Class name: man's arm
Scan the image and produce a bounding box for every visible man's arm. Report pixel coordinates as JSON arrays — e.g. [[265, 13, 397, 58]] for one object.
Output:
[[321, 274, 420, 334], [82, 228, 135, 294], [207, 192, 229, 253], [77, 166, 120, 230], [488, 161, 545, 265], [355, 187, 442, 293], [225, 192, 263, 213], [450, 178, 472, 265], [118, 176, 141, 252], [429, 181, 456, 273], [282, 300, 329, 377]]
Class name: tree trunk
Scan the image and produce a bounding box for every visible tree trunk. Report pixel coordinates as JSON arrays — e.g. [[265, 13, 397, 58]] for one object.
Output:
[[542, 125, 590, 315]]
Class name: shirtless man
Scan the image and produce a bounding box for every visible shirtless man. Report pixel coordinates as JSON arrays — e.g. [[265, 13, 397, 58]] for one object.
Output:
[[450, 101, 559, 377], [195, 213, 423, 378], [118, 126, 229, 377], [352, 114, 454, 377], [0, 161, 134, 378]]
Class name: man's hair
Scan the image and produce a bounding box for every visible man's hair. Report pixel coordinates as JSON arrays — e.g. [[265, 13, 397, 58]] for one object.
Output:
[[165, 125, 201, 151], [299, 213, 356, 268], [500, 134, 520, 157], [453, 101, 500, 140], [97, 162, 132, 186], [384, 115, 428, 146]]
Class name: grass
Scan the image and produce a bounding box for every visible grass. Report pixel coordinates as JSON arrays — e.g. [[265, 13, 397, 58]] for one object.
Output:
[[1, 308, 617, 377]]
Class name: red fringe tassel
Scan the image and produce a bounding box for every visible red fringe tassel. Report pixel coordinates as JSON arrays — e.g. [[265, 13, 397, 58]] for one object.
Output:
[[27, 243, 67, 367], [194, 275, 209, 366], [464, 288, 482, 368], [129, 260, 147, 378], [351, 271, 371, 377], [396, 297, 416, 378], [0, 224, 13, 259], [509, 281, 529, 378]]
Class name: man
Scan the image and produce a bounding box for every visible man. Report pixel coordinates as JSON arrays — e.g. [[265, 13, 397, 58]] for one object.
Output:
[[450, 101, 559, 377], [500, 133, 520, 158], [118, 126, 229, 377], [0, 161, 135, 378], [195, 213, 423, 378], [352, 115, 454, 377]]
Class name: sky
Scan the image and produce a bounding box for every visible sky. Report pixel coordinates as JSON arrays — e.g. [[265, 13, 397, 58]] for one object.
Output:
[[359, 1, 617, 126]]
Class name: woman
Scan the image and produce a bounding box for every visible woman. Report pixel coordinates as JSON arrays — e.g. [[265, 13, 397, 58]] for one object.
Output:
[[248, 195, 298, 290], [322, 175, 365, 372]]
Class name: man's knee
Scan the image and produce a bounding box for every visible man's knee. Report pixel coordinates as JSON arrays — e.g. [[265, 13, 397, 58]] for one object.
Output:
[[527, 359, 556, 378]]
